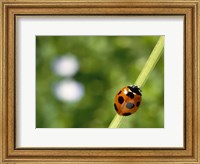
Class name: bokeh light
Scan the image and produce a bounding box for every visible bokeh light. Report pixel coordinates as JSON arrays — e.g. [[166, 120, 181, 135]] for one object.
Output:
[[54, 79, 84, 102], [53, 55, 79, 77]]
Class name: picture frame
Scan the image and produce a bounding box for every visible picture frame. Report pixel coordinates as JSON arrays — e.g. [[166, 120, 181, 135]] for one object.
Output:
[[0, 0, 199, 163]]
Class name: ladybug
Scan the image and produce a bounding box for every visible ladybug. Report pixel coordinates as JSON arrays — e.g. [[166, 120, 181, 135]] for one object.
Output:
[[114, 85, 142, 116]]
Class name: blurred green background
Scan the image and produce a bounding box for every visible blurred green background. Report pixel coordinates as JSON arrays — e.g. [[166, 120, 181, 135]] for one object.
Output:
[[36, 36, 164, 128]]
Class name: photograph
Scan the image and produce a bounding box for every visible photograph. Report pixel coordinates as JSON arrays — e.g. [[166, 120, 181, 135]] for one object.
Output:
[[36, 36, 164, 128]]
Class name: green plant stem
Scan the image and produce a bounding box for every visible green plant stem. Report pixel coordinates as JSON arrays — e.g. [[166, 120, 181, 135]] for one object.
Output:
[[108, 36, 164, 128]]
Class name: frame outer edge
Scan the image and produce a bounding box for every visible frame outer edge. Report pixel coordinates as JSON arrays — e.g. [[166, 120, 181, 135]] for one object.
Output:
[[0, 0, 2, 163], [0, 0, 200, 3], [196, 1, 199, 162], [2, 2, 8, 162], [1, 1, 7, 163], [193, 1, 199, 162], [190, 1, 199, 162], [1, 0, 200, 163], [198, 1, 200, 163]]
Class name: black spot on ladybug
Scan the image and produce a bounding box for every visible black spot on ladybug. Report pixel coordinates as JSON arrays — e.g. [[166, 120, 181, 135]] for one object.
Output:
[[127, 92, 134, 99], [114, 103, 118, 111], [118, 90, 122, 95], [128, 86, 142, 96], [136, 101, 140, 107], [123, 112, 131, 116], [118, 96, 124, 104], [126, 103, 135, 109]]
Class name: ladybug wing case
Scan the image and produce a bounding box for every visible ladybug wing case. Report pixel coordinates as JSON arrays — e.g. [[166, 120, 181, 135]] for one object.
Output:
[[114, 86, 142, 116]]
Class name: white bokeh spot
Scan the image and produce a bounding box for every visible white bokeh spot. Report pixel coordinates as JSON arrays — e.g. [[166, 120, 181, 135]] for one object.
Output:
[[54, 79, 84, 102], [53, 55, 79, 77]]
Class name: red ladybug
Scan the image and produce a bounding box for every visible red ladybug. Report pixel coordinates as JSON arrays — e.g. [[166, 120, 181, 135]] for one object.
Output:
[[114, 85, 142, 116]]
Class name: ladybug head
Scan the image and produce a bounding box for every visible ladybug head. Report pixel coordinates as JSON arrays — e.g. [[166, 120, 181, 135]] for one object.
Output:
[[128, 85, 142, 96]]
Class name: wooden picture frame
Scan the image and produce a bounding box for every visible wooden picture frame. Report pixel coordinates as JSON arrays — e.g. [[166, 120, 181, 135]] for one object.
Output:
[[0, 0, 199, 163]]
